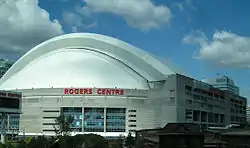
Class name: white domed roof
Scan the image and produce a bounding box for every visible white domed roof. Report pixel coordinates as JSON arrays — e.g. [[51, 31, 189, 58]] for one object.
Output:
[[0, 33, 185, 90]]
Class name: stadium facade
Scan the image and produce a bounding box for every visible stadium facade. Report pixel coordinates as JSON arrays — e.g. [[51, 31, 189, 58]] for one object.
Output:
[[0, 33, 246, 137]]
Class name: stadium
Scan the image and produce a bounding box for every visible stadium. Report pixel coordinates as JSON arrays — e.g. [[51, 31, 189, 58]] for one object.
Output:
[[0, 33, 246, 138]]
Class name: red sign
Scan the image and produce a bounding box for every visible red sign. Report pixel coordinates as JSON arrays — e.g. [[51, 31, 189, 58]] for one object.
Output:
[[64, 88, 124, 95]]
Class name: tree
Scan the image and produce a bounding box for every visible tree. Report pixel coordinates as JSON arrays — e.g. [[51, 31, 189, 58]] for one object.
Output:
[[53, 115, 74, 137], [52, 134, 109, 148], [125, 132, 135, 148]]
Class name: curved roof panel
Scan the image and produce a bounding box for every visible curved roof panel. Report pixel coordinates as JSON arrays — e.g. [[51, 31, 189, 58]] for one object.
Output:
[[0, 33, 185, 90]]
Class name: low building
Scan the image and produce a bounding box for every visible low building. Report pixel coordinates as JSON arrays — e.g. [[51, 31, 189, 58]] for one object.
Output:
[[136, 123, 250, 148]]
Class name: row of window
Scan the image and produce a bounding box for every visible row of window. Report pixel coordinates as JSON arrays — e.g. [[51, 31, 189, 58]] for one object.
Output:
[[230, 116, 246, 123], [185, 109, 225, 123], [0, 114, 20, 130], [43, 108, 137, 132], [185, 99, 224, 110]]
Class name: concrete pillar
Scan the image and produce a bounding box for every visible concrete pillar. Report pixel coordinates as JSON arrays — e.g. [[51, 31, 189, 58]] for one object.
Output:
[[104, 108, 107, 133]]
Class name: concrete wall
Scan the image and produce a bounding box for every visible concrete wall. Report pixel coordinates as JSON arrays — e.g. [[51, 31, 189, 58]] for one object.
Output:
[[17, 74, 247, 135], [19, 88, 164, 134]]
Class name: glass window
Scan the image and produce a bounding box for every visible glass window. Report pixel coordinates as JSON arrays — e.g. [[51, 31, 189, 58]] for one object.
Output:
[[61, 107, 82, 132], [106, 108, 126, 132], [84, 108, 104, 132], [9, 114, 20, 130]]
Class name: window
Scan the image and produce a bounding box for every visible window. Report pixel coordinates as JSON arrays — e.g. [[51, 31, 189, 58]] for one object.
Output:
[[208, 112, 214, 122], [84, 108, 104, 132], [106, 108, 126, 132], [185, 109, 192, 119], [193, 95, 200, 100], [43, 110, 60, 112], [193, 110, 200, 121], [169, 89, 175, 93], [220, 114, 225, 123], [170, 97, 175, 102], [201, 112, 207, 122], [231, 116, 234, 122], [43, 117, 57, 119], [185, 85, 192, 92], [128, 120, 136, 122], [43, 123, 57, 125], [9, 114, 20, 130], [61, 107, 82, 131], [185, 99, 192, 104], [214, 113, 219, 123], [128, 115, 136, 117]]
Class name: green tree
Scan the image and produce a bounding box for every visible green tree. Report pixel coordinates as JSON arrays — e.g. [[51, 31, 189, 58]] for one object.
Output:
[[109, 139, 123, 148], [15, 140, 26, 148], [49, 134, 109, 148], [0, 143, 6, 148], [74, 134, 109, 148], [53, 115, 74, 137], [125, 132, 135, 148]]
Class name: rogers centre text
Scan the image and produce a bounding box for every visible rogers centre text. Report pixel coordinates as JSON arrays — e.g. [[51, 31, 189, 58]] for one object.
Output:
[[64, 88, 124, 95]]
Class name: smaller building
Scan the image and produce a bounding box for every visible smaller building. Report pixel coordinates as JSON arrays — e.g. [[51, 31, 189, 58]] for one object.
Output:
[[136, 123, 250, 148], [204, 75, 240, 95]]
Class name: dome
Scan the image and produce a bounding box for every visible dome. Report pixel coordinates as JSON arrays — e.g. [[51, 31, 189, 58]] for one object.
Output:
[[0, 33, 185, 90]]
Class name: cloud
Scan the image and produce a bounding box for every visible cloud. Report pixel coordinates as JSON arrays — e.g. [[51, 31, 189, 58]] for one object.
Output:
[[62, 11, 97, 32], [0, 0, 63, 57], [185, 0, 198, 11], [79, 0, 172, 31], [183, 30, 250, 68], [174, 0, 197, 12], [176, 3, 184, 11]]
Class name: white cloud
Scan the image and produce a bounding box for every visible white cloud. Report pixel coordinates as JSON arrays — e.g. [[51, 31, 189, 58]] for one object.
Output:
[[62, 11, 97, 32], [79, 0, 172, 31], [183, 30, 250, 68], [0, 0, 63, 56]]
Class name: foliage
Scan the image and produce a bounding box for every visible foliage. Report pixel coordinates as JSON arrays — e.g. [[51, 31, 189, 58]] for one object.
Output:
[[0, 143, 6, 148], [8, 133, 122, 148], [50, 134, 109, 148], [109, 139, 124, 148], [53, 115, 74, 137], [125, 132, 135, 148], [9, 114, 120, 148]]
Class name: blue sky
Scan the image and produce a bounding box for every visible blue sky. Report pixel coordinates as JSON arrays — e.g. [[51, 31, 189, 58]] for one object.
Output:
[[0, 0, 249, 98]]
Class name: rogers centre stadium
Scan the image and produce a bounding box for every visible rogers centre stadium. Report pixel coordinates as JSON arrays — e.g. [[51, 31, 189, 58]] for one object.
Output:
[[0, 33, 246, 138]]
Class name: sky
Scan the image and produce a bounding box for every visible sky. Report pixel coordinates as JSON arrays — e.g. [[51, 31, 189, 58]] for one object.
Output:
[[0, 0, 249, 100]]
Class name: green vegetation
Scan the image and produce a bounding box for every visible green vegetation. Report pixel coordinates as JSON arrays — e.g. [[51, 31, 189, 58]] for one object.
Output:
[[125, 132, 135, 148], [1, 115, 135, 148], [3, 134, 130, 148], [53, 115, 74, 137]]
